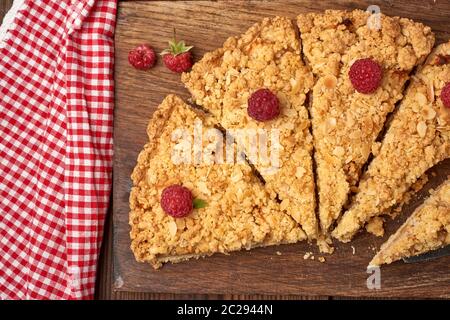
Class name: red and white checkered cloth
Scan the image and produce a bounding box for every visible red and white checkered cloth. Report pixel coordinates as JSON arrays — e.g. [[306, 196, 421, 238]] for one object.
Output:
[[0, 0, 116, 299]]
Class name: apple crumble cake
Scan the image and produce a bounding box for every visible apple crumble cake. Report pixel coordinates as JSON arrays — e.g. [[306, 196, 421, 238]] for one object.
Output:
[[297, 10, 435, 233], [370, 179, 450, 266], [129, 95, 306, 268], [182, 17, 318, 239], [129, 11, 450, 268], [333, 41, 450, 242]]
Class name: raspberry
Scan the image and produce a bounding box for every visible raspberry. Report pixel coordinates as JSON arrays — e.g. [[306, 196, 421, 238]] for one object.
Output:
[[440, 82, 450, 109], [161, 185, 193, 218], [128, 44, 156, 70], [161, 35, 194, 73], [349, 58, 383, 94], [162, 52, 193, 73], [247, 89, 280, 121]]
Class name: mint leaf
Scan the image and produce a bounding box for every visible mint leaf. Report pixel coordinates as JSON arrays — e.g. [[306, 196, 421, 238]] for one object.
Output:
[[193, 199, 207, 209]]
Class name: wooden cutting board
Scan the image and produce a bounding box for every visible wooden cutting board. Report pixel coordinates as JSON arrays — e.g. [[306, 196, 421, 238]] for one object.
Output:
[[113, 0, 450, 298]]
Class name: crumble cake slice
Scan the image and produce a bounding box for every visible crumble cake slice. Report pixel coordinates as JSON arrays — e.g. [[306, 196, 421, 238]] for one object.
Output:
[[297, 10, 435, 233], [370, 179, 450, 266], [333, 41, 450, 242], [182, 17, 318, 239], [129, 95, 306, 269]]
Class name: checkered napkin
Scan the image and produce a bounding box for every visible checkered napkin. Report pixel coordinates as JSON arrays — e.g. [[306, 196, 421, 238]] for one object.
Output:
[[0, 0, 116, 299]]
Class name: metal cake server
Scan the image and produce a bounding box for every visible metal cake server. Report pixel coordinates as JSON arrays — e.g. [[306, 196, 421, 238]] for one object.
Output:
[[403, 245, 450, 263]]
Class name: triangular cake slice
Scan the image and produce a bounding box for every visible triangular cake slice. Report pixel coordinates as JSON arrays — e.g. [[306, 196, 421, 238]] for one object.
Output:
[[182, 17, 318, 239], [129, 95, 306, 269], [370, 179, 450, 266], [297, 10, 435, 233], [333, 41, 450, 242]]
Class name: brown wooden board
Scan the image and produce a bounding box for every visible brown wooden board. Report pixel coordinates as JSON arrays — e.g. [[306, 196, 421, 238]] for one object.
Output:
[[113, 0, 450, 298]]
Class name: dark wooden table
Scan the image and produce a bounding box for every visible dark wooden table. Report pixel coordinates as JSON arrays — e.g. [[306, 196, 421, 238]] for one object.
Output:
[[2, 0, 449, 300]]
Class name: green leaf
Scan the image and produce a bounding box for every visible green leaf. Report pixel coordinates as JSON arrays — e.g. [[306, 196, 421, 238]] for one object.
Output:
[[160, 48, 171, 56], [182, 45, 194, 52], [193, 198, 207, 209], [161, 39, 194, 56]]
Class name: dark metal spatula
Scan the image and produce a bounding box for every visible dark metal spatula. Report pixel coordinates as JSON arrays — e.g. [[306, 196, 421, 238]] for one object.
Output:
[[403, 245, 450, 263]]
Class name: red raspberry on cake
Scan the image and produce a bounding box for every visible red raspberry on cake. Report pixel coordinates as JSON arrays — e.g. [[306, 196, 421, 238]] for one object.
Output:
[[128, 44, 156, 70], [349, 58, 383, 94], [441, 82, 450, 108], [248, 89, 280, 121], [161, 184, 193, 218]]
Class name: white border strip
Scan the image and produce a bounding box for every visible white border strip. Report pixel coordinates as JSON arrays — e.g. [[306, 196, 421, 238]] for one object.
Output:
[[0, 0, 27, 44]]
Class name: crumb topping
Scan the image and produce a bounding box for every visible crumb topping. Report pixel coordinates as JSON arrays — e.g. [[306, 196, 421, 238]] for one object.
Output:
[[365, 216, 385, 237]]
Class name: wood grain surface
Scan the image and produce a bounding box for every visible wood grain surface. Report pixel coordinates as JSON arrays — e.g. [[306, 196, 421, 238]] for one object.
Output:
[[111, 0, 450, 299], [0, 0, 12, 23]]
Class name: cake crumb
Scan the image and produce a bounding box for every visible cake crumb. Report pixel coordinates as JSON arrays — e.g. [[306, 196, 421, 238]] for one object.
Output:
[[317, 235, 335, 254], [365, 216, 385, 237], [318, 257, 326, 263], [303, 252, 312, 260], [412, 174, 429, 192], [351, 246, 356, 255], [276, 251, 282, 256]]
